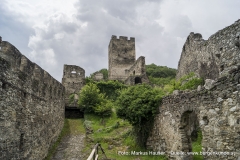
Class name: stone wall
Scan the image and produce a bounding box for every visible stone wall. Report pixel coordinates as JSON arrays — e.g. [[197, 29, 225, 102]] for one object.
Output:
[[0, 39, 65, 160], [147, 67, 240, 160], [62, 64, 85, 108], [93, 72, 104, 81], [124, 56, 149, 85], [108, 35, 136, 81], [176, 19, 240, 80]]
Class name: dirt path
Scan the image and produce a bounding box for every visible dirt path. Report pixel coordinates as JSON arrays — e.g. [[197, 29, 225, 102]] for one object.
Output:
[[51, 119, 86, 160]]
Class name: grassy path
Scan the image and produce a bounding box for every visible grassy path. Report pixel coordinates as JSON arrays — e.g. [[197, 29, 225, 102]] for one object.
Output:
[[46, 118, 86, 160]]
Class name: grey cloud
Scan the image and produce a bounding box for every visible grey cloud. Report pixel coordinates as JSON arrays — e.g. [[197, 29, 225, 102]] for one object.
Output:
[[0, 2, 33, 56], [2, 0, 240, 82]]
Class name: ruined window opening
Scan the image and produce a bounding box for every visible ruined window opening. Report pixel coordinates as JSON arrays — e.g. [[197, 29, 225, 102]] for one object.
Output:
[[220, 65, 224, 72], [220, 47, 223, 51], [135, 77, 142, 84], [133, 71, 135, 75], [237, 118, 240, 124], [2, 82, 7, 89], [71, 71, 76, 74], [23, 92, 27, 98], [20, 133, 24, 150], [184, 117, 187, 123], [203, 116, 209, 125], [191, 129, 203, 159], [216, 53, 221, 59], [179, 111, 200, 153], [191, 129, 198, 142]]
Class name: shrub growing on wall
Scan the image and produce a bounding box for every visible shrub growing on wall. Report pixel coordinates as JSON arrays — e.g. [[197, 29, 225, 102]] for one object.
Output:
[[96, 80, 126, 100]]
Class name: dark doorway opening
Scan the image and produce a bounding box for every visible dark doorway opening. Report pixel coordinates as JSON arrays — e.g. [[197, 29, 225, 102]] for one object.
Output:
[[135, 77, 142, 84], [65, 108, 84, 118]]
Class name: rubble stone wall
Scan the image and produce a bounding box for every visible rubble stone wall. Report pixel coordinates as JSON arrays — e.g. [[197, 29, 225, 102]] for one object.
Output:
[[147, 66, 240, 160], [0, 40, 65, 160], [176, 20, 240, 80]]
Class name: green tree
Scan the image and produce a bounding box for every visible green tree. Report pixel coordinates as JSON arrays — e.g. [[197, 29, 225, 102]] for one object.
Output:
[[146, 63, 177, 78], [78, 83, 112, 116], [116, 84, 164, 147]]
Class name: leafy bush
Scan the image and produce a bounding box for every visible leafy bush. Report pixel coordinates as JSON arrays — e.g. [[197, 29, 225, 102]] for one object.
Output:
[[84, 78, 127, 101], [116, 84, 164, 147], [78, 83, 112, 116], [173, 72, 204, 91], [96, 80, 126, 100], [94, 100, 113, 116]]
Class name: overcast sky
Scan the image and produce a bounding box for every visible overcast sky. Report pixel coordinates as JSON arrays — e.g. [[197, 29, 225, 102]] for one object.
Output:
[[1, 0, 240, 82]]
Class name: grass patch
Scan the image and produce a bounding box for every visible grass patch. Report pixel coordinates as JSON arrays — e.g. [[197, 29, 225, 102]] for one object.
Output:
[[192, 130, 203, 160], [44, 118, 85, 160], [67, 118, 85, 135], [83, 111, 167, 160], [44, 119, 70, 160]]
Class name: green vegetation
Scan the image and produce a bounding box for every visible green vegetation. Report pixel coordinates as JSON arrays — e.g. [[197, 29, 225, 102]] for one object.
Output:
[[173, 72, 204, 91], [44, 119, 70, 160], [78, 83, 112, 116], [116, 84, 164, 147], [146, 63, 177, 87], [91, 68, 108, 80], [192, 130, 203, 160], [78, 65, 203, 159], [96, 80, 126, 100], [146, 63, 177, 78], [68, 93, 75, 105], [83, 112, 167, 160], [45, 118, 85, 160]]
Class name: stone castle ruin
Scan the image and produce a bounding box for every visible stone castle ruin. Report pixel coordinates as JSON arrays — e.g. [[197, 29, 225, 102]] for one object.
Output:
[[177, 20, 240, 80], [62, 64, 85, 108], [93, 72, 104, 81], [1, 19, 240, 160], [147, 20, 240, 160], [61, 35, 150, 111], [108, 35, 149, 85]]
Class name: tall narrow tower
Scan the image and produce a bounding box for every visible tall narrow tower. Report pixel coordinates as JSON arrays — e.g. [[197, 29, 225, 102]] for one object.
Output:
[[62, 65, 85, 108], [108, 35, 136, 81]]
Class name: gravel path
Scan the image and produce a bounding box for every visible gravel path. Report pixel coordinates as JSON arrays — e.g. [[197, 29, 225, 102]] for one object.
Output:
[[51, 134, 86, 160]]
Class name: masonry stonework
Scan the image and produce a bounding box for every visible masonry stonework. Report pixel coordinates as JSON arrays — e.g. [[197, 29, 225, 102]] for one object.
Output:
[[62, 65, 85, 108], [177, 20, 240, 80], [0, 40, 65, 160], [108, 35, 149, 84], [93, 72, 104, 81], [147, 70, 240, 160], [147, 20, 240, 160]]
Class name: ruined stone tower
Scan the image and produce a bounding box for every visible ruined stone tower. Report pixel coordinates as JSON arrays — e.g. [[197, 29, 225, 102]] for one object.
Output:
[[108, 35, 149, 84], [62, 65, 85, 108], [108, 35, 136, 81]]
